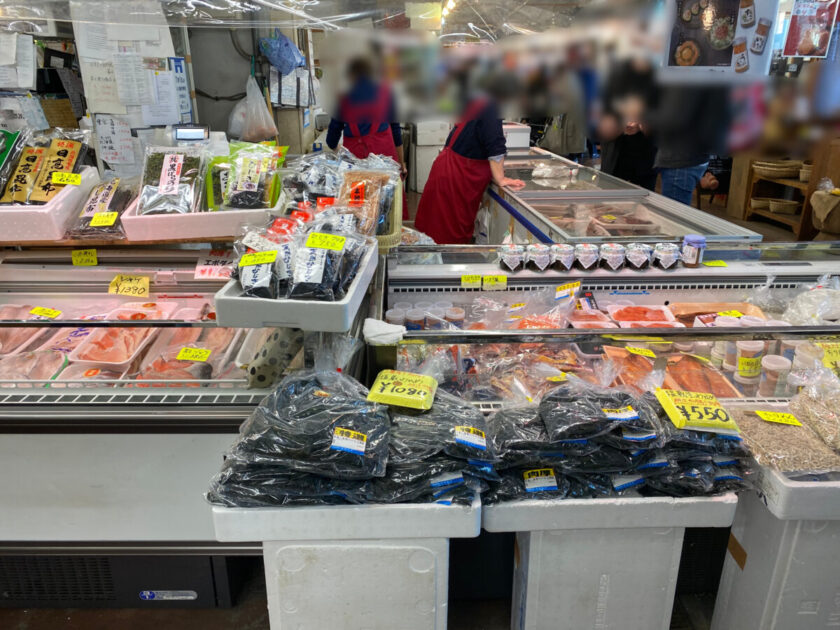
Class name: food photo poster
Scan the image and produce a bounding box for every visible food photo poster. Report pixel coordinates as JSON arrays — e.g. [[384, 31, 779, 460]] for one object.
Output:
[[783, 0, 838, 57]]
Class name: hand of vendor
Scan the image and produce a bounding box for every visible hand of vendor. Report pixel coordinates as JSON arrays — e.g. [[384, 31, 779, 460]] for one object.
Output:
[[498, 177, 526, 190]]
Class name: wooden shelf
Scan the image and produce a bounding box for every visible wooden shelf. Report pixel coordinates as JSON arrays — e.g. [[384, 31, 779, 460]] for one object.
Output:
[[746, 207, 802, 228], [753, 175, 810, 192]]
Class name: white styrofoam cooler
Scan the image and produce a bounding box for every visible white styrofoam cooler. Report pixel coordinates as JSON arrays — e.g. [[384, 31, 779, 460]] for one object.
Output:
[[0, 166, 99, 242], [502, 122, 531, 149], [214, 245, 378, 332], [414, 120, 451, 146], [484, 494, 737, 630], [711, 469, 840, 630], [121, 198, 271, 242], [213, 499, 480, 630]]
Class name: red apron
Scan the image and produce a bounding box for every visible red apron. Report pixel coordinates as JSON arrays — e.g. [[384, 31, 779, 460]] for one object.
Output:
[[339, 85, 407, 219], [414, 101, 492, 244]]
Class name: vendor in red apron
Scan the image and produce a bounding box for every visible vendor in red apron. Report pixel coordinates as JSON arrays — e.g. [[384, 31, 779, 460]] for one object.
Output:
[[326, 58, 407, 217], [415, 98, 525, 244]]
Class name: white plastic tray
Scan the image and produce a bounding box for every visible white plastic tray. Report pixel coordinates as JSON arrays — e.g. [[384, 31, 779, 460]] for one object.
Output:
[[753, 465, 840, 521], [0, 167, 99, 242], [214, 245, 378, 331], [213, 496, 481, 542], [121, 198, 271, 242], [606, 304, 677, 323], [482, 493, 738, 532]]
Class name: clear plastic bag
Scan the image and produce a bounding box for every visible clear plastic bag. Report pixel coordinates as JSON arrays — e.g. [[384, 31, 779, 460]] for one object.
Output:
[[259, 28, 306, 75], [336, 169, 392, 236], [789, 369, 840, 451], [482, 466, 571, 504], [138, 145, 206, 215], [226, 369, 391, 480], [228, 76, 278, 142], [286, 228, 372, 302], [223, 146, 277, 210], [66, 177, 139, 239]]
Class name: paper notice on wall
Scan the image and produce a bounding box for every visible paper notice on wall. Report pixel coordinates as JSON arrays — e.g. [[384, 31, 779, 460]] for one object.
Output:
[[94, 114, 135, 165], [16, 95, 49, 130], [0, 33, 17, 66], [168, 57, 192, 117], [141, 71, 180, 125], [113, 53, 155, 105], [106, 23, 161, 42], [73, 22, 114, 61], [55, 68, 86, 118], [280, 67, 313, 107], [79, 60, 126, 115], [269, 66, 279, 104], [0, 34, 35, 90]]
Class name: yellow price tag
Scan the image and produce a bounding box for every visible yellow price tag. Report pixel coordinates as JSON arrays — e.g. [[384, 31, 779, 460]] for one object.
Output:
[[30, 306, 61, 319], [238, 250, 278, 267], [89, 212, 118, 227], [71, 249, 98, 266], [546, 373, 567, 382], [600, 214, 617, 221], [703, 260, 728, 267], [626, 346, 656, 358], [738, 357, 761, 377], [108, 274, 150, 298], [367, 370, 438, 410], [306, 232, 346, 251], [482, 275, 508, 291], [755, 411, 802, 426], [555, 281, 581, 300], [51, 171, 81, 186], [461, 274, 482, 289], [176, 347, 212, 362], [816, 342, 840, 374], [331, 427, 368, 455], [654, 388, 739, 433], [717, 310, 743, 318]]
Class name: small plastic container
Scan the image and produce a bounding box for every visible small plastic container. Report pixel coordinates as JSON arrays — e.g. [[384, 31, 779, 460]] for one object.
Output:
[[550, 244, 575, 271], [653, 243, 681, 270], [733, 372, 760, 396], [736, 340, 765, 377], [724, 341, 738, 368], [499, 244, 525, 272], [681, 235, 706, 268], [426, 308, 446, 330], [414, 301, 433, 314], [392, 301, 413, 312], [445, 307, 465, 328], [763, 320, 791, 354], [600, 243, 626, 271], [574, 243, 600, 271], [385, 308, 406, 326], [526, 244, 552, 272], [625, 243, 653, 270], [434, 300, 453, 311], [713, 316, 742, 328], [710, 348, 725, 369], [673, 342, 694, 353], [794, 342, 824, 369], [722, 359, 736, 373], [405, 309, 425, 331], [779, 339, 803, 362], [693, 341, 714, 359], [758, 355, 791, 397], [739, 316, 765, 328]]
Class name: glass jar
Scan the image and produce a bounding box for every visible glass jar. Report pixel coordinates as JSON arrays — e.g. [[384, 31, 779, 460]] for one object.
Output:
[[599, 243, 626, 271], [574, 243, 600, 271], [625, 243, 653, 270], [681, 234, 706, 267], [526, 244, 552, 271], [499, 244, 525, 272], [550, 244, 575, 271], [653, 243, 681, 270]]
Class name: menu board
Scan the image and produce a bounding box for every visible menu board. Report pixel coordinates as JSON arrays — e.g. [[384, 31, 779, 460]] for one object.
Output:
[[663, 0, 781, 80], [783, 0, 839, 57]]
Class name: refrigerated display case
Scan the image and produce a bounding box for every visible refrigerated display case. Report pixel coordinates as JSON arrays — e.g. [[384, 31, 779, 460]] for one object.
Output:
[[482, 148, 761, 244]]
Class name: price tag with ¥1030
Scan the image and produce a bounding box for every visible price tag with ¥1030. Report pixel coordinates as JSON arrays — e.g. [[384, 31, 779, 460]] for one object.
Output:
[[654, 388, 739, 434], [367, 369, 438, 410]]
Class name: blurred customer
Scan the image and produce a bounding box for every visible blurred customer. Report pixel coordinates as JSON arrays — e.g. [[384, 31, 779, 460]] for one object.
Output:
[[415, 77, 525, 244]]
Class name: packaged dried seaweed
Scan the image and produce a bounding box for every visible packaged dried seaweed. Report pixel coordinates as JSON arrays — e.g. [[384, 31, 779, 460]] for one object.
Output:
[[205, 157, 231, 211], [138, 145, 205, 215], [0, 145, 47, 204], [730, 407, 840, 475], [223, 147, 275, 210], [66, 177, 139, 239], [0, 129, 24, 191], [29, 138, 85, 204], [286, 228, 371, 302]]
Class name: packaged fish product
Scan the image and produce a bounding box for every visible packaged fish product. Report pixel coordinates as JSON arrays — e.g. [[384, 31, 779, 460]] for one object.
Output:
[[133, 326, 239, 387], [336, 170, 392, 235], [0, 304, 65, 356], [66, 177, 139, 239], [52, 365, 125, 388], [0, 350, 68, 387], [138, 145, 206, 215]]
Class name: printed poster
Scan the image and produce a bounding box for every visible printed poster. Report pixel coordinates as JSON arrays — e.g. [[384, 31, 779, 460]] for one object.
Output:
[[783, 0, 839, 57]]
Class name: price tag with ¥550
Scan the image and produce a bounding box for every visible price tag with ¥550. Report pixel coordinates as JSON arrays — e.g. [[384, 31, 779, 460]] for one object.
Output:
[[51, 171, 81, 186], [461, 274, 482, 289], [482, 275, 507, 291], [176, 347, 212, 362], [71, 249, 98, 266], [367, 370, 438, 410], [654, 388, 739, 434], [108, 274, 150, 298]]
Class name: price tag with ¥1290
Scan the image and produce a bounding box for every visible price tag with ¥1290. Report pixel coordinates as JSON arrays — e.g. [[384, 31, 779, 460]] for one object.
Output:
[[654, 388, 739, 434], [108, 274, 150, 298], [176, 347, 212, 362], [51, 171, 81, 186], [367, 369, 438, 410]]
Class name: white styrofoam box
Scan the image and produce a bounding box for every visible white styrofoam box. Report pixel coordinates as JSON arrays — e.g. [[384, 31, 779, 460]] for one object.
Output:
[[753, 465, 840, 521], [264, 538, 449, 630], [513, 527, 684, 630], [482, 494, 738, 532], [121, 198, 271, 242], [502, 122, 531, 149], [0, 166, 99, 242], [712, 491, 840, 630], [214, 245, 378, 331], [213, 497, 480, 542], [414, 120, 451, 145], [411, 144, 442, 193]]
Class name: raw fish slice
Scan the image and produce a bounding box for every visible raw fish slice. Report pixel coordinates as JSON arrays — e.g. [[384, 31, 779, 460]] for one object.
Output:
[[0, 350, 66, 386], [169, 327, 203, 348], [78, 327, 150, 363], [198, 327, 235, 354], [0, 305, 42, 354]]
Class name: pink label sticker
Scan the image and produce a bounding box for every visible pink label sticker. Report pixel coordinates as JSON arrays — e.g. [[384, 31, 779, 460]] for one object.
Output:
[[158, 153, 184, 195]]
